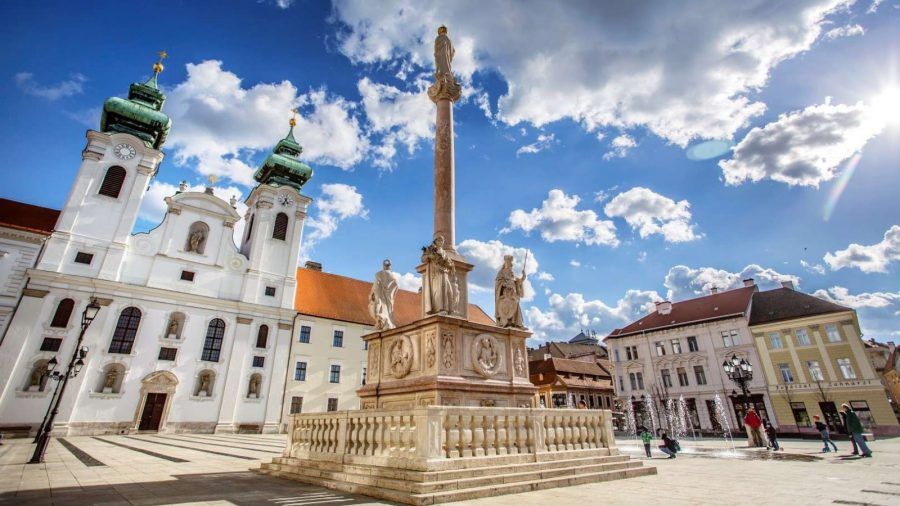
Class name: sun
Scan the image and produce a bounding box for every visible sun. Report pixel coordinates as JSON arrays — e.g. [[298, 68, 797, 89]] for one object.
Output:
[[870, 86, 900, 126]]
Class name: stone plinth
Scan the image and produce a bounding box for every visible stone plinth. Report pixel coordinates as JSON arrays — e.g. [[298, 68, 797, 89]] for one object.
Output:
[[258, 406, 655, 505], [415, 256, 473, 320], [358, 315, 536, 410]]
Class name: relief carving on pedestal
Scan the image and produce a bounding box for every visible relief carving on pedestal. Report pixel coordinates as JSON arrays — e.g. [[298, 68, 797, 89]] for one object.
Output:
[[471, 333, 502, 378], [425, 334, 436, 368], [389, 335, 413, 378], [369, 343, 380, 380], [514, 345, 526, 377], [441, 332, 455, 369]]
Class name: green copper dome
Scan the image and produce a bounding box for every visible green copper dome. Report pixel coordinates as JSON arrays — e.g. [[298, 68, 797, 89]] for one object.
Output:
[[99, 59, 172, 150], [253, 123, 313, 191]]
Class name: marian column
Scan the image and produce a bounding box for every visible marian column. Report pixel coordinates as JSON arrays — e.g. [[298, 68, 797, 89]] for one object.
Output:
[[422, 25, 472, 319]]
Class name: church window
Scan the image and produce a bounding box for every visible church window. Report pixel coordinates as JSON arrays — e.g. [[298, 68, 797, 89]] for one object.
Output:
[[298, 325, 311, 343], [290, 396, 303, 413], [158, 347, 177, 361], [332, 330, 343, 348], [294, 361, 307, 381], [180, 270, 195, 281], [74, 252, 94, 264], [40, 337, 62, 352], [108, 307, 141, 354], [273, 213, 288, 240], [265, 286, 276, 297], [256, 325, 269, 348], [252, 356, 265, 368], [98, 166, 126, 198], [50, 298, 75, 328], [330, 364, 341, 383], [327, 398, 338, 411], [201, 318, 226, 362]]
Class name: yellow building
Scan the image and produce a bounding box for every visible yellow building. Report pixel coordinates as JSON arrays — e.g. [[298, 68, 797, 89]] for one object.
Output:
[[749, 284, 900, 437]]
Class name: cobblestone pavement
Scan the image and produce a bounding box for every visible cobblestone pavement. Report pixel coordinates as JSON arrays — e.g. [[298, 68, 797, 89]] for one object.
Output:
[[0, 434, 898, 505]]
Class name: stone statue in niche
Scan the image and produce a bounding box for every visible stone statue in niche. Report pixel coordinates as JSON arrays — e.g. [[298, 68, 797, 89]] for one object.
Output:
[[421, 235, 459, 316], [104, 368, 118, 392], [198, 373, 211, 396], [186, 225, 207, 254], [248, 376, 260, 398], [29, 363, 47, 390], [494, 254, 527, 329], [167, 319, 179, 339], [471, 334, 502, 378], [368, 259, 398, 330]]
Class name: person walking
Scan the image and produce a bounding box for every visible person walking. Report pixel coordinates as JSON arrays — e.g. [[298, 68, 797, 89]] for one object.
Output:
[[813, 415, 838, 453], [839, 409, 859, 455], [639, 426, 653, 458], [744, 407, 765, 447], [841, 404, 872, 457], [658, 431, 678, 459], [764, 421, 780, 451]]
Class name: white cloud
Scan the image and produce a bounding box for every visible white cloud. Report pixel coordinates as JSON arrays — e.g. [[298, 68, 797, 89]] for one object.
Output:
[[664, 264, 799, 300], [304, 183, 368, 253], [516, 133, 556, 156], [603, 187, 700, 243], [393, 271, 421, 291], [823, 225, 900, 273], [813, 286, 900, 340], [166, 60, 368, 187], [536, 271, 554, 282], [357, 77, 433, 169], [719, 100, 884, 187], [825, 24, 865, 39], [603, 134, 636, 160], [15, 72, 87, 101], [331, 0, 851, 146], [593, 186, 618, 204], [638, 251, 648, 263], [526, 289, 663, 342], [801, 260, 826, 275], [457, 239, 540, 302], [140, 180, 248, 243], [569, 260, 581, 268], [502, 189, 618, 247]]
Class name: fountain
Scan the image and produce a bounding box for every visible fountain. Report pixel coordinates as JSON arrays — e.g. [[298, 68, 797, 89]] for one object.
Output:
[[644, 394, 659, 436], [713, 393, 738, 455], [677, 395, 697, 440]]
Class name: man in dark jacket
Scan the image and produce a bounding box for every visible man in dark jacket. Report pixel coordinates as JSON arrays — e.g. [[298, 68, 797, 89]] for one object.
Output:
[[658, 431, 678, 459], [841, 404, 872, 457]]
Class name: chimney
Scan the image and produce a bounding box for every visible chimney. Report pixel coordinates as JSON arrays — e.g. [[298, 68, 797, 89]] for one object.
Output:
[[781, 280, 795, 290], [544, 353, 552, 360], [742, 278, 755, 287], [710, 287, 719, 295], [656, 301, 672, 315], [304, 261, 322, 271]]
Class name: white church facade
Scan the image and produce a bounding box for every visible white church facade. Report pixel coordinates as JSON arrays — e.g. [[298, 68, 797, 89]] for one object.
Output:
[[0, 59, 314, 435]]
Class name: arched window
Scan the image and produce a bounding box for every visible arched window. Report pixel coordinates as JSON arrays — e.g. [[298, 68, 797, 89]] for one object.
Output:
[[255, 325, 269, 348], [185, 221, 209, 254], [109, 307, 141, 354], [50, 298, 75, 328], [201, 318, 226, 362], [272, 213, 288, 240], [98, 166, 127, 198]]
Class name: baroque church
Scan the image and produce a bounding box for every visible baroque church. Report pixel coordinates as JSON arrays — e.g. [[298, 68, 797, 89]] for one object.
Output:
[[0, 57, 314, 435]]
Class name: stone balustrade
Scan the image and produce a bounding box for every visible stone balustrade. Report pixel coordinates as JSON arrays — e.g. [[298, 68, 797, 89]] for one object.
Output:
[[286, 406, 615, 468]]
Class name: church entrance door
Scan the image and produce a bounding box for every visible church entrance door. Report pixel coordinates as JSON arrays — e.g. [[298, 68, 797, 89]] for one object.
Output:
[[138, 393, 167, 431]]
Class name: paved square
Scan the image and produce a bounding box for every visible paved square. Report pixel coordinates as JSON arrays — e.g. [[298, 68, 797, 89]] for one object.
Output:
[[0, 434, 898, 505]]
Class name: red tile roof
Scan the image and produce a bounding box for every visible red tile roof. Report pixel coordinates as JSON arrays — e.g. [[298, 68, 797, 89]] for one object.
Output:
[[0, 198, 58, 235], [295, 267, 494, 327], [605, 286, 756, 340]]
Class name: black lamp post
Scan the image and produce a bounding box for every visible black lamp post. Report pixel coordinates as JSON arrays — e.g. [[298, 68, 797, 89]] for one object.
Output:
[[29, 298, 100, 464], [722, 353, 753, 412]]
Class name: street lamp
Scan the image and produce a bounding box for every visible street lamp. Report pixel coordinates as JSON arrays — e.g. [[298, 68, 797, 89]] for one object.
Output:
[[722, 353, 753, 412], [29, 298, 101, 464]]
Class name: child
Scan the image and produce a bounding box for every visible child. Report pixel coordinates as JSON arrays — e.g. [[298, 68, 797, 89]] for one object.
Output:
[[813, 415, 838, 453], [639, 426, 652, 458], [764, 421, 780, 451]]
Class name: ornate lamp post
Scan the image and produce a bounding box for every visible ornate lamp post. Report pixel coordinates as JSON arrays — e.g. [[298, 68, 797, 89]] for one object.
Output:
[[722, 354, 753, 412], [29, 299, 100, 464]]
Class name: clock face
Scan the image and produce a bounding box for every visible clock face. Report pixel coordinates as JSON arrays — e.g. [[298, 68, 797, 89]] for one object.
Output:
[[113, 143, 136, 160], [279, 195, 295, 207]]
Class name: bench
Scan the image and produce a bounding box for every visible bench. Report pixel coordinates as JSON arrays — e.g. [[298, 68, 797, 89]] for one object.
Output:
[[0, 425, 33, 439]]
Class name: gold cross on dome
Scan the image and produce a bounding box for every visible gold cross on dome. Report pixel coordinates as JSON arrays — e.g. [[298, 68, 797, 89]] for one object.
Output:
[[158, 50, 168, 61], [290, 108, 298, 127], [207, 175, 218, 185]]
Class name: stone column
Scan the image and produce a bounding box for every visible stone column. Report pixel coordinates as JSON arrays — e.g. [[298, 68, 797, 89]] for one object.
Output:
[[433, 98, 455, 251]]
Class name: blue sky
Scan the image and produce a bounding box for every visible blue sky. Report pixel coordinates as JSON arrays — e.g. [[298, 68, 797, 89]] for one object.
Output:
[[2, 0, 899, 343]]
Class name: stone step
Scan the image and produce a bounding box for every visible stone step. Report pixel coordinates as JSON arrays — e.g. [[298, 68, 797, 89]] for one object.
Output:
[[261, 457, 646, 494], [257, 463, 657, 506]]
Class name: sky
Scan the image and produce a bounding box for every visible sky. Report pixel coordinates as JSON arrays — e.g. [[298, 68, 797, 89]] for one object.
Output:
[[1, 0, 899, 345]]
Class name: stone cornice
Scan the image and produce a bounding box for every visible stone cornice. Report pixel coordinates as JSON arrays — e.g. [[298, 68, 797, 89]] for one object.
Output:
[[0, 227, 50, 244]]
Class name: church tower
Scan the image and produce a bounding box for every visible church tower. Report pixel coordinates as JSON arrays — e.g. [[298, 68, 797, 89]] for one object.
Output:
[[239, 114, 313, 309], [38, 53, 172, 281]]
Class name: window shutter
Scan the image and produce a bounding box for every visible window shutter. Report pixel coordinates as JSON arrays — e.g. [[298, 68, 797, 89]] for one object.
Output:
[[50, 299, 75, 328], [99, 166, 126, 198], [273, 213, 288, 240]]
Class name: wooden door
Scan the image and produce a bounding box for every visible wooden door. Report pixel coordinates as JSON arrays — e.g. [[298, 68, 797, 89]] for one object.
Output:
[[139, 393, 167, 431]]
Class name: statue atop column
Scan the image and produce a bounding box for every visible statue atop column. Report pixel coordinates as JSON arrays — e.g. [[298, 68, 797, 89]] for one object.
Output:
[[428, 25, 462, 103], [421, 235, 459, 315], [368, 259, 399, 330], [494, 255, 527, 328]]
